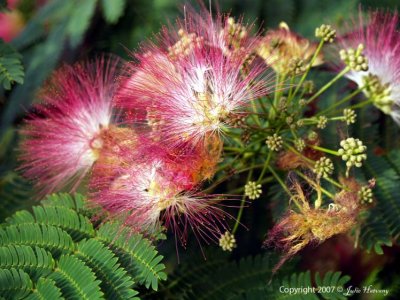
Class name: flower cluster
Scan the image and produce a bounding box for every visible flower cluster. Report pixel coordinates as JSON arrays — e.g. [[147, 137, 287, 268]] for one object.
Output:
[[19, 8, 273, 246], [17, 4, 394, 265]]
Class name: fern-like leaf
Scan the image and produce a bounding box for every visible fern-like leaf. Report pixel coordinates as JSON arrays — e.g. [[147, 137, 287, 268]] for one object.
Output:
[[315, 271, 351, 300], [166, 253, 284, 300], [269, 270, 350, 300], [0, 268, 32, 299], [0, 193, 168, 298], [25, 278, 63, 300], [0, 39, 24, 90], [48, 255, 103, 300], [96, 222, 167, 291], [0, 172, 32, 222], [76, 238, 139, 300], [0, 224, 75, 256], [6, 204, 95, 241], [360, 151, 400, 253], [40, 193, 87, 211], [0, 245, 54, 280]]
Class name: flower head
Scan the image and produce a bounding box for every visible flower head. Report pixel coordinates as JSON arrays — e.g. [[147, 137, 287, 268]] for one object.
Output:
[[19, 57, 122, 194], [338, 138, 367, 177], [90, 158, 230, 246], [219, 231, 237, 252], [265, 179, 363, 271], [338, 11, 400, 122], [244, 181, 262, 200], [257, 22, 323, 75], [116, 9, 272, 149]]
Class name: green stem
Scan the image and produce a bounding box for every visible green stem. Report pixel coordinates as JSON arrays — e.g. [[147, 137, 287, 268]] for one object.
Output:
[[310, 145, 340, 156], [257, 151, 272, 182], [204, 163, 265, 193], [323, 176, 348, 191], [316, 88, 363, 117], [230, 176, 274, 194], [268, 166, 291, 196], [346, 99, 374, 110], [306, 67, 350, 105], [289, 39, 324, 101], [295, 170, 335, 200], [232, 165, 254, 234]]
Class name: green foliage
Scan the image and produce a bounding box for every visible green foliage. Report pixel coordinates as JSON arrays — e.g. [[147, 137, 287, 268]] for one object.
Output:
[[0, 269, 32, 299], [160, 252, 284, 300], [0, 39, 24, 90], [0, 172, 32, 222], [358, 150, 400, 254], [96, 222, 167, 290], [0, 193, 166, 299], [66, 0, 97, 48], [101, 0, 127, 24], [25, 278, 62, 300]]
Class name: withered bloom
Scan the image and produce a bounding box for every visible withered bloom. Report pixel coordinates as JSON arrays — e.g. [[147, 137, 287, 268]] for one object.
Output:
[[257, 22, 323, 75], [265, 177, 368, 272]]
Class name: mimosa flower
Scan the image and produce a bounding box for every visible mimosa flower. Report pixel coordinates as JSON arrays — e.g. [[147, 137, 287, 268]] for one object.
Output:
[[19, 57, 122, 194], [116, 9, 272, 149], [338, 11, 400, 123], [91, 159, 230, 246]]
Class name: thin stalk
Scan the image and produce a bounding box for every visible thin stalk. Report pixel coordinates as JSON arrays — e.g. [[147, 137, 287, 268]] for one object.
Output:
[[295, 170, 335, 200], [306, 67, 350, 105], [289, 39, 324, 101], [232, 164, 254, 234], [316, 87, 363, 117], [203, 163, 265, 193], [230, 176, 274, 194], [268, 166, 291, 196], [310, 145, 340, 156], [257, 151, 272, 182]]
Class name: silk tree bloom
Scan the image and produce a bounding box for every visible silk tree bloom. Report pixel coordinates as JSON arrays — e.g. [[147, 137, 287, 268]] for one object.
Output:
[[19, 57, 122, 194], [91, 159, 230, 246], [338, 11, 400, 123], [118, 46, 271, 148], [117, 10, 273, 149]]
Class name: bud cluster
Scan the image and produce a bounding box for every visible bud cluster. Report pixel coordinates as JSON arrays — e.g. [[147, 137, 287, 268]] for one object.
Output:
[[245, 181, 262, 200], [339, 44, 369, 71], [338, 138, 367, 176], [288, 58, 306, 76], [314, 157, 334, 178], [266, 134, 283, 151], [316, 116, 328, 129], [362, 73, 393, 114], [358, 186, 373, 204], [315, 24, 336, 43], [343, 108, 357, 125], [219, 231, 237, 252]]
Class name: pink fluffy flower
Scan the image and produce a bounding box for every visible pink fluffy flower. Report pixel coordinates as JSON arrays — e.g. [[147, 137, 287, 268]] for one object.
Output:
[[19, 57, 122, 194], [0, 1, 24, 42], [90, 157, 230, 246], [116, 9, 272, 148], [338, 11, 400, 123]]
